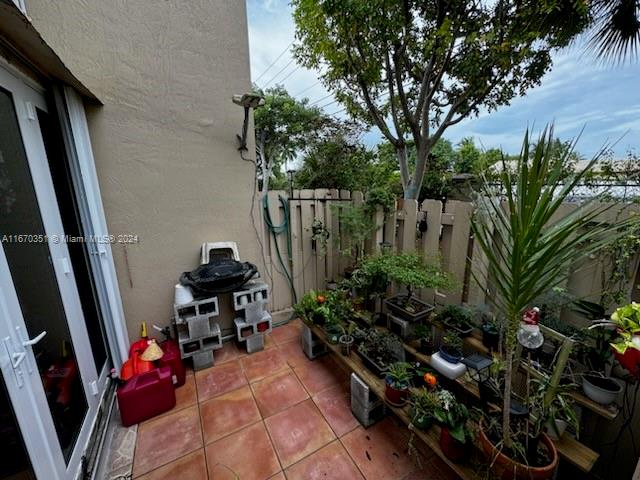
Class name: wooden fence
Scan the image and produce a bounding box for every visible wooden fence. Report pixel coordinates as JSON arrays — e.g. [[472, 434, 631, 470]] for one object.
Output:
[[262, 189, 640, 316]]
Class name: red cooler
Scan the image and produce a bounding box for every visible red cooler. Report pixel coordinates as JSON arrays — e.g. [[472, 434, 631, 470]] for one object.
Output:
[[117, 367, 176, 427]]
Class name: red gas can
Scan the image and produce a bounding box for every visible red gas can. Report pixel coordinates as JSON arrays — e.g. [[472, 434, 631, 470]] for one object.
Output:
[[158, 339, 186, 387], [117, 367, 176, 427]]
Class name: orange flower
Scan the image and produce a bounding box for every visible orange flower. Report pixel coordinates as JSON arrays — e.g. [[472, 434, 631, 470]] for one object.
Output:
[[424, 373, 437, 387], [317, 295, 326, 304]]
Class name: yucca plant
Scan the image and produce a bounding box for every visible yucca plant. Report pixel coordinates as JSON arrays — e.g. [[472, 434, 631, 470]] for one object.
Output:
[[472, 126, 639, 447]]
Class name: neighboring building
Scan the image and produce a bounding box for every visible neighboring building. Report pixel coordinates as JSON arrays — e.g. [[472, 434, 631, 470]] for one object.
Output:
[[0, 1, 260, 478]]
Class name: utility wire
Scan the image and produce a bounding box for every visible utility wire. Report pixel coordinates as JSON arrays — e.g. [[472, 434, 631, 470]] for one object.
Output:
[[294, 80, 321, 97], [275, 64, 303, 85], [308, 92, 334, 107], [263, 58, 296, 87], [253, 40, 294, 84]]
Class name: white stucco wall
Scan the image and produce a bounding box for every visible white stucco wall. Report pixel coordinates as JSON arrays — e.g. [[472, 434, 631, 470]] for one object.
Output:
[[25, 0, 262, 340]]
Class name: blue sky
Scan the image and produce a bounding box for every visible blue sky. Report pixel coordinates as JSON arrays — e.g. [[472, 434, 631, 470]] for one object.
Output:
[[247, 0, 640, 158]]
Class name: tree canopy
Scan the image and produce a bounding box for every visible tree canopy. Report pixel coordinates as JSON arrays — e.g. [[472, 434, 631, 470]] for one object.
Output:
[[292, 0, 591, 199]]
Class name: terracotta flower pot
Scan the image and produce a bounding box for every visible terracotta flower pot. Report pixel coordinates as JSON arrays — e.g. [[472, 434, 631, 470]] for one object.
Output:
[[440, 427, 468, 462], [478, 419, 558, 480], [384, 378, 408, 406]]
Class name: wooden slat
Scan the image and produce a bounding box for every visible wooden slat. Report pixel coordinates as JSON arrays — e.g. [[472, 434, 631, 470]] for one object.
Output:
[[328, 188, 341, 281], [299, 189, 317, 293], [401, 199, 418, 253], [443, 201, 473, 305], [383, 205, 397, 253], [314, 189, 329, 290], [265, 190, 290, 311], [338, 190, 352, 275], [289, 190, 304, 302]]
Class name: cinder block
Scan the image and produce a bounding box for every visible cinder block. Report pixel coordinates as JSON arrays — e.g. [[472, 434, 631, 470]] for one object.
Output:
[[245, 334, 265, 354], [174, 296, 219, 324], [351, 395, 387, 427], [187, 315, 216, 338], [233, 281, 269, 311], [192, 350, 214, 371], [234, 318, 254, 342], [350, 373, 382, 408], [301, 335, 328, 359], [387, 314, 415, 339], [301, 324, 315, 345], [178, 322, 221, 358]]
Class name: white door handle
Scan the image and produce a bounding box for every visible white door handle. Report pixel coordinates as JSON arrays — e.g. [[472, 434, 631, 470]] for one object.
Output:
[[22, 330, 46, 347]]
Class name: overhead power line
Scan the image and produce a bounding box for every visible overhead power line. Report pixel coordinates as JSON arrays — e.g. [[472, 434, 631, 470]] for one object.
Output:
[[294, 80, 321, 97], [263, 57, 296, 87], [254, 40, 294, 84]]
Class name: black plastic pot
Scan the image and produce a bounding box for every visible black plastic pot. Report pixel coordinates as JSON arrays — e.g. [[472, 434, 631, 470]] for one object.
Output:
[[482, 324, 499, 350], [442, 319, 474, 337], [419, 338, 435, 355], [439, 345, 462, 364], [384, 294, 434, 323], [357, 349, 387, 377], [340, 335, 354, 356]]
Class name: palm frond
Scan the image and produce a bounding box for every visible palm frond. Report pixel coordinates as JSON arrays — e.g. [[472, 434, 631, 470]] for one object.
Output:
[[588, 0, 640, 65]]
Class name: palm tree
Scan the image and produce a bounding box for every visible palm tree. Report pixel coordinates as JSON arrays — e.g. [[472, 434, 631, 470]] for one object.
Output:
[[471, 126, 639, 447], [588, 0, 640, 63]]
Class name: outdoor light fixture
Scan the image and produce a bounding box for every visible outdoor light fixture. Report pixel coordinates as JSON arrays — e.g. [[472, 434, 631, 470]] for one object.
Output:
[[461, 354, 493, 383], [232, 93, 265, 151]]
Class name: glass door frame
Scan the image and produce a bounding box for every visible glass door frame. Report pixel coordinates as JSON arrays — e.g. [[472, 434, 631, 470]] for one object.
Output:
[[0, 62, 104, 480]]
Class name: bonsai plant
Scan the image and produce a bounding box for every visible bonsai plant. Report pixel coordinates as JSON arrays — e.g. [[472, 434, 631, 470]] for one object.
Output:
[[384, 361, 413, 406], [359, 252, 453, 322], [432, 390, 473, 462], [338, 321, 357, 356], [357, 328, 404, 377], [471, 127, 637, 477], [413, 323, 434, 355], [481, 317, 500, 351], [435, 305, 474, 336], [409, 387, 439, 430], [439, 332, 463, 364]]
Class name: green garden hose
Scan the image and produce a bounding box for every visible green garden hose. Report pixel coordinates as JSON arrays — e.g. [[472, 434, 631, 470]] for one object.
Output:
[[262, 194, 298, 304]]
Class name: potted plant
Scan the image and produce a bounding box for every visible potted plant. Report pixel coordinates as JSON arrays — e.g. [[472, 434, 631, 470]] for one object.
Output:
[[435, 305, 474, 336], [592, 302, 640, 378], [339, 321, 357, 356], [383, 253, 453, 322], [481, 317, 500, 351], [471, 127, 636, 478], [293, 290, 331, 326], [384, 361, 413, 406], [413, 323, 435, 355], [432, 390, 472, 462], [357, 329, 404, 377], [581, 372, 622, 405], [409, 387, 439, 430], [439, 332, 463, 364], [357, 252, 453, 322]]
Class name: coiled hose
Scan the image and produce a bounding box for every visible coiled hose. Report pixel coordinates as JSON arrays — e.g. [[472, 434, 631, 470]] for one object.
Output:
[[262, 194, 298, 304]]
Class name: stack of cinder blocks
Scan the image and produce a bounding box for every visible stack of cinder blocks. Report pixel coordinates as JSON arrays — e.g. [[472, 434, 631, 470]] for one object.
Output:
[[301, 324, 328, 359], [350, 373, 387, 427], [174, 296, 222, 370], [233, 281, 272, 354]]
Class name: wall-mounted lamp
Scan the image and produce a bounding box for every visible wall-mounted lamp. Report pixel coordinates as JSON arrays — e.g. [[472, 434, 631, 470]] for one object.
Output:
[[232, 93, 265, 151]]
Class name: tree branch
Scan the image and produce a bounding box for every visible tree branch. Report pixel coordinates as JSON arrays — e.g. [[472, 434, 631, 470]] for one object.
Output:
[[385, 51, 406, 143]]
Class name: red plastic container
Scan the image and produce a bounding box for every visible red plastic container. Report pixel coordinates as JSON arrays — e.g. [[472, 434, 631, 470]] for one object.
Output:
[[117, 367, 176, 427], [158, 339, 186, 387], [120, 351, 154, 382]]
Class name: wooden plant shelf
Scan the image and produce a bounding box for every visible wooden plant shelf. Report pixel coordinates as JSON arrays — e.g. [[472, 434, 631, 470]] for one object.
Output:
[[402, 332, 600, 473], [430, 320, 619, 421], [309, 325, 483, 480]]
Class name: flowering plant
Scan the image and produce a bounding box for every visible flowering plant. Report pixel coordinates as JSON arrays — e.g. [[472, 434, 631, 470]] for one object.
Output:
[[432, 390, 472, 444]]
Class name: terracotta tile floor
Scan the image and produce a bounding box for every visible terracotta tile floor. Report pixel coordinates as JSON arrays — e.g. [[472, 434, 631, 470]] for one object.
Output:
[[131, 320, 460, 479]]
